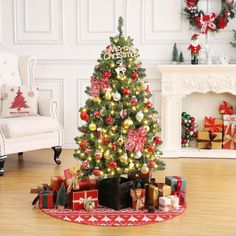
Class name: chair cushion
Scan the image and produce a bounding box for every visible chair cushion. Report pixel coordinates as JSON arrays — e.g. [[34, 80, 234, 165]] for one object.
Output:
[[1, 85, 39, 118], [1, 116, 58, 138]]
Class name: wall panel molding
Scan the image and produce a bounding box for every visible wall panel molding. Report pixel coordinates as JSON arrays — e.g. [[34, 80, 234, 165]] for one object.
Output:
[[0, 0, 3, 44], [13, 0, 63, 44]]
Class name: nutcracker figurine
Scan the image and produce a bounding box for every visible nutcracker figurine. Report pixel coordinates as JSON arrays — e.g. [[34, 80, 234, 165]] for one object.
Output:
[[188, 34, 201, 65]]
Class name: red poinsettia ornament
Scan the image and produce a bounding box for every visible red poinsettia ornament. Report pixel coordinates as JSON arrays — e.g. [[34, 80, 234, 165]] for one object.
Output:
[[106, 116, 114, 125]]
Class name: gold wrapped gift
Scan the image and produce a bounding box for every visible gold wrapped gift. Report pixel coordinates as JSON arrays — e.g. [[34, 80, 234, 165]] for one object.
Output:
[[197, 131, 222, 149], [149, 183, 171, 208]]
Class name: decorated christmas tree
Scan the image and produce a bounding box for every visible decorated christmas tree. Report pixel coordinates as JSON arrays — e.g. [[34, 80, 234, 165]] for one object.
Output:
[[74, 17, 165, 180]]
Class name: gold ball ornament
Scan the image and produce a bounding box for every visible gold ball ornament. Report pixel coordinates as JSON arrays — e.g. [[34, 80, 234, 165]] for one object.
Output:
[[105, 89, 112, 100], [104, 150, 111, 160], [91, 97, 101, 103], [119, 154, 128, 163], [89, 123, 97, 131], [123, 118, 133, 129], [141, 164, 149, 174], [117, 137, 124, 146], [117, 148, 123, 154]]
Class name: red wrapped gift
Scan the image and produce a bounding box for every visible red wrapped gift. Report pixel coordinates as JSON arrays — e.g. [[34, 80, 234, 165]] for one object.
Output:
[[50, 176, 66, 191], [223, 126, 236, 149], [39, 189, 54, 209], [219, 101, 233, 115], [130, 188, 145, 210], [72, 190, 98, 211], [223, 115, 236, 134], [204, 116, 223, 132], [64, 168, 97, 193]]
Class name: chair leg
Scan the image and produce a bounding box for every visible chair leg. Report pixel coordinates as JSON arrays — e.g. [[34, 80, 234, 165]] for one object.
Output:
[[52, 146, 62, 165], [18, 152, 23, 156], [0, 155, 7, 176]]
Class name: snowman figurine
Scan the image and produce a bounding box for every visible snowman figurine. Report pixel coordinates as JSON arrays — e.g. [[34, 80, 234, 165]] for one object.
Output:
[[188, 34, 201, 65]]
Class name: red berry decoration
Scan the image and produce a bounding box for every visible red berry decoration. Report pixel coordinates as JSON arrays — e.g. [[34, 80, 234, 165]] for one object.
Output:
[[149, 160, 155, 168], [145, 101, 152, 108], [79, 140, 87, 150], [80, 111, 90, 121], [122, 88, 131, 95], [154, 136, 162, 145], [103, 71, 112, 78], [109, 161, 117, 169], [93, 167, 101, 176], [131, 71, 139, 80], [106, 116, 114, 125], [147, 144, 155, 153]]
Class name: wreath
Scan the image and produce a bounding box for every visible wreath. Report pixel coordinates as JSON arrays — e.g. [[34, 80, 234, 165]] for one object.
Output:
[[184, 0, 236, 34]]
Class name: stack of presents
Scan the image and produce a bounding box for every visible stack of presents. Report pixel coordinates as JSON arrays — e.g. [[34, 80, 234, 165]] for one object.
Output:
[[31, 167, 186, 213], [197, 101, 236, 150]]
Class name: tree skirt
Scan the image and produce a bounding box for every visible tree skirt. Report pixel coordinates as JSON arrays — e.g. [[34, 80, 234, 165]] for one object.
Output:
[[42, 205, 186, 227]]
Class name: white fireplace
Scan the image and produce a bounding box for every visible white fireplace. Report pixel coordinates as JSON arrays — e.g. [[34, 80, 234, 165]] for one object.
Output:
[[157, 65, 236, 158]]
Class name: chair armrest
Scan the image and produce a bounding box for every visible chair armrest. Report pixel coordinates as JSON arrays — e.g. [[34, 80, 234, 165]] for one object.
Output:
[[18, 56, 37, 87], [38, 96, 59, 119]]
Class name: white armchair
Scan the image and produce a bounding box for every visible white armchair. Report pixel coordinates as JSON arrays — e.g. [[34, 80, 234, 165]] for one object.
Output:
[[0, 52, 63, 176]]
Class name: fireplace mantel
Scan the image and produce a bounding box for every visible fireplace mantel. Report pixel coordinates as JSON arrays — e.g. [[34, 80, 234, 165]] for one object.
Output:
[[157, 65, 236, 158]]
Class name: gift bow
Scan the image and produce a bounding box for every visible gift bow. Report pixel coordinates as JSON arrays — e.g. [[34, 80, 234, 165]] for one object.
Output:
[[66, 166, 81, 193], [197, 13, 216, 34], [125, 127, 147, 152], [224, 115, 236, 134], [171, 176, 186, 206], [197, 131, 221, 149], [73, 191, 97, 209], [130, 189, 145, 210], [204, 116, 222, 132], [219, 101, 233, 115], [90, 76, 110, 97], [223, 125, 236, 149]]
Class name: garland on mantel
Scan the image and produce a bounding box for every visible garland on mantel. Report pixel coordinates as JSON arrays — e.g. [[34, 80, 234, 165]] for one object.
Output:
[[184, 0, 236, 34]]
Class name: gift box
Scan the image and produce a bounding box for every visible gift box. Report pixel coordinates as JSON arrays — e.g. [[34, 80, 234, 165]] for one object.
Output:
[[223, 115, 236, 134], [39, 189, 54, 209], [165, 176, 186, 206], [149, 183, 171, 208], [50, 176, 66, 191], [130, 188, 145, 210], [219, 101, 233, 115], [98, 177, 134, 210], [159, 197, 172, 212], [71, 189, 98, 211], [223, 126, 236, 150], [204, 116, 223, 132], [64, 168, 97, 193], [167, 195, 179, 210], [197, 131, 222, 149]]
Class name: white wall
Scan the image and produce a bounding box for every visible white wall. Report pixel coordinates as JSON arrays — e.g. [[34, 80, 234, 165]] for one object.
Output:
[[0, 0, 235, 148]]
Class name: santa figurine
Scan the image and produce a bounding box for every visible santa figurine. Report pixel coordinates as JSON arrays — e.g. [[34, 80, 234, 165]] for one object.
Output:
[[188, 34, 201, 64]]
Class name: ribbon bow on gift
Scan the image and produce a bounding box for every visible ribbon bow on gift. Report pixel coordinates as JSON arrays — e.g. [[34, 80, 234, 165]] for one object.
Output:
[[197, 13, 216, 34], [90, 76, 110, 97], [223, 125, 236, 149], [204, 116, 222, 132], [66, 166, 81, 193], [73, 191, 97, 211], [125, 127, 147, 152], [219, 101, 233, 115], [197, 131, 221, 149], [171, 176, 186, 206], [224, 116, 236, 134], [130, 189, 145, 210]]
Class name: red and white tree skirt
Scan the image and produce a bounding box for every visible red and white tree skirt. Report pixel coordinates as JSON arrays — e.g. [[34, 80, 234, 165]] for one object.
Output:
[[42, 206, 186, 227]]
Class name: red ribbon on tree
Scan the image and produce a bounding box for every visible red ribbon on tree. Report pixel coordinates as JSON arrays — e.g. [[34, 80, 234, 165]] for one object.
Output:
[[196, 13, 216, 34], [90, 76, 110, 97], [125, 127, 147, 152], [172, 176, 186, 206]]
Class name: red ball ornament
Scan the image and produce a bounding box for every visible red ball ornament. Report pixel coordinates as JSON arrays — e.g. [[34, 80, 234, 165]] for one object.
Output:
[[189, 125, 194, 131], [182, 139, 187, 144], [93, 167, 101, 177], [111, 143, 116, 151], [149, 160, 155, 168], [147, 144, 155, 153], [130, 96, 138, 105], [102, 137, 110, 145], [145, 101, 152, 108], [154, 136, 162, 145], [94, 110, 101, 118], [109, 161, 117, 169], [122, 88, 131, 95], [79, 140, 87, 150], [80, 111, 90, 121], [106, 116, 114, 125], [131, 71, 139, 80], [190, 117, 195, 123]]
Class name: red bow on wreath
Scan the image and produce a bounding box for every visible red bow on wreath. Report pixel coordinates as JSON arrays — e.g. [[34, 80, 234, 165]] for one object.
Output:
[[125, 127, 147, 152], [185, 0, 197, 7], [197, 13, 216, 34], [90, 76, 110, 97]]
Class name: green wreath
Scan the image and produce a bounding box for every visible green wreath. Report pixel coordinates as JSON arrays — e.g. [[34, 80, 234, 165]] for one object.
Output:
[[184, 0, 236, 34]]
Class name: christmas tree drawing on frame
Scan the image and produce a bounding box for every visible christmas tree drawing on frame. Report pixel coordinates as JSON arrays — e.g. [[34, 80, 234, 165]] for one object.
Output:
[[10, 87, 29, 111], [74, 17, 165, 180]]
